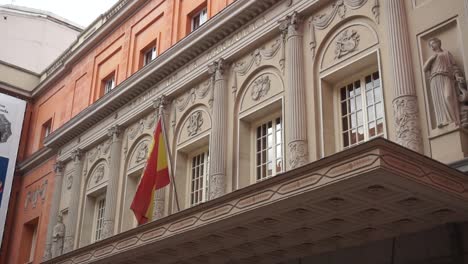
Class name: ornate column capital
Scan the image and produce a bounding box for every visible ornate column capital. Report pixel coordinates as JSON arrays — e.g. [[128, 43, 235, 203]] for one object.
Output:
[[70, 148, 82, 162], [53, 161, 64, 174], [279, 11, 302, 37], [153, 95, 168, 111], [208, 58, 225, 81], [107, 124, 121, 140]]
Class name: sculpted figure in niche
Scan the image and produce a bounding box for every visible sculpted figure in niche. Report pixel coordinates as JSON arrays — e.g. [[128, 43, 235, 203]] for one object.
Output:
[[51, 213, 66, 258], [423, 37, 466, 128]]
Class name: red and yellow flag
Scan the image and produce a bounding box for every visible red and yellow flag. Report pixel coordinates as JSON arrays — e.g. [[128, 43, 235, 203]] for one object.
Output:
[[130, 117, 170, 225]]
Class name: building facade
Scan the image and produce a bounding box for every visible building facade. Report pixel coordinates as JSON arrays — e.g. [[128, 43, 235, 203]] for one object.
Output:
[[4, 0, 468, 263]]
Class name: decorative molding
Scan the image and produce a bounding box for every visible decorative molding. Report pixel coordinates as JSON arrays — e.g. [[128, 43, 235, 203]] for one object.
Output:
[[334, 29, 360, 59], [66, 174, 73, 190], [251, 75, 271, 101], [87, 140, 111, 164], [309, 0, 368, 59], [187, 111, 204, 137], [232, 38, 282, 96], [372, 0, 380, 24], [93, 164, 105, 184], [71, 148, 83, 161], [288, 140, 308, 169], [175, 79, 212, 113], [393, 96, 422, 152], [24, 179, 48, 210], [107, 125, 121, 139], [124, 112, 157, 156]]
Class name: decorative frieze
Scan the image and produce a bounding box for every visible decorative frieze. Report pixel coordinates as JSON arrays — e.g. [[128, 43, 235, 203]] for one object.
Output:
[[334, 29, 360, 59]]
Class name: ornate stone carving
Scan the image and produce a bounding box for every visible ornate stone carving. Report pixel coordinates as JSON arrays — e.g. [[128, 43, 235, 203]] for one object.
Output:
[[232, 38, 282, 95], [54, 162, 64, 173], [66, 174, 72, 190], [251, 75, 271, 101], [309, 0, 368, 58], [209, 174, 225, 200], [101, 220, 113, 239], [24, 180, 48, 210], [393, 96, 422, 152], [288, 140, 308, 169], [71, 148, 82, 161], [51, 213, 65, 258], [187, 111, 204, 136], [63, 236, 73, 255], [423, 37, 467, 128], [175, 79, 212, 113], [108, 125, 121, 139], [335, 29, 360, 59], [93, 165, 105, 184], [372, 0, 380, 24], [135, 142, 149, 163]]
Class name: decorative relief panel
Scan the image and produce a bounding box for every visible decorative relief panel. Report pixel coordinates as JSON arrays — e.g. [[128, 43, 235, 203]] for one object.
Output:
[[123, 111, 157, 157], [232, 37, 283, 97], [24, 179, 48, 210], [320, 23, 378, 72], [239, 70, 284, 114], [308, 0, 378, 60], [86, 161, 109, 193], [127, 137, 151, 174], [177, 108, 211, 146]]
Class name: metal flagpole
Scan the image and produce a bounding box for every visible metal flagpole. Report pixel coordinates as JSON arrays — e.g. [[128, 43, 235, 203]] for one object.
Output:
[[157, 97, 181, 212]]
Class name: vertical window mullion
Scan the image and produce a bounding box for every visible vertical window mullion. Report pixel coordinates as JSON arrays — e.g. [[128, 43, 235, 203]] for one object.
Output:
[[361, 77, 369, 141]]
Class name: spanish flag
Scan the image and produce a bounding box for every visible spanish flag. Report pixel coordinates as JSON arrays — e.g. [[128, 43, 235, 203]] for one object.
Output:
[[131, 117, 170, 225]]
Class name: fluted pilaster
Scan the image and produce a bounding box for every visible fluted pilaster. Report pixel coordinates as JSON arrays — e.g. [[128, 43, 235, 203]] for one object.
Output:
[[102, 125, 122, 239], [63, 149, 83, 253], [43, 162, 64, 261], [279, 12, 309, 169], [208, 59, 227, 199], [385, 0, 423, 152]]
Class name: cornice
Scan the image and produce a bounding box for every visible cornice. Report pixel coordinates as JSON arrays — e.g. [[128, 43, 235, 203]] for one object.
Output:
[[31, 0, 148, 97], [16, 147, 54, 174], [43, 0, 284, 150]]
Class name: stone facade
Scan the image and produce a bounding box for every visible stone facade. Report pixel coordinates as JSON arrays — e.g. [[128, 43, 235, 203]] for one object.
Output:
[[4, 0, 468, 263]]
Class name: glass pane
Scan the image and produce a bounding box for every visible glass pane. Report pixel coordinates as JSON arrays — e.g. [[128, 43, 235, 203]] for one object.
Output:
[[257, 166, 261, 180], [268, 134, 273, 148], [375, 102, 383, 119], [369, 121, 376, 137], [256, 152, 261, 166], [343, 132, 349, 147], [267, 121, 273, 134], [373, 71, 379, 82], [366, 90, 374, 105], [358, 126, 365, 142], [276, 131, 282, 144], [350, 98, 355, 112], [262, 150, 266, 163], [375, 86, 382, 102], [357, 110, 363, 126], [367, 106, 375, 121], [377, 119, 384, 135], [351, 113, 357, 128], [340, 87, 347, 101], [341, 101, 348, 115], [350, 129, 357, 145], [342, 117, 348, 131], [267, 162, 273, 176], [276, 159, 283, 173], [356, 95, 362, 110], [276, 145, 282, 158], [355, 81, 361, 90]]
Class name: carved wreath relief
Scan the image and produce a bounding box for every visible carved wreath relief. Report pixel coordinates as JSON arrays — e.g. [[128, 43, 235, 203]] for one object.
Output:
[[251, 75, 271, 101], [187, 111, 204, 137], [135, 143, 149, 162], [335, 29, 360, 59], [93, 165, 105, 184]]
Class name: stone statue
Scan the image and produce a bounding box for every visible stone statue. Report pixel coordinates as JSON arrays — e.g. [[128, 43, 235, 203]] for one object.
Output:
[[51, 213, 66, 258], [423, 37, 466, 128]]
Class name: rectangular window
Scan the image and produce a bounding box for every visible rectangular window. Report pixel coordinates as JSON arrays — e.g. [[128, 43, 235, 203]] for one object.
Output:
[[340, 71, 383, 148], [255, 117, 283, 182], [190, 151, 209, 206], [94, 196, 106, 241], [143, 45, 157, 67], [103, 74, 115, 95], [29, 224, 38, 263], [41, 119, 52, 145], [191, 8, 208, 32]]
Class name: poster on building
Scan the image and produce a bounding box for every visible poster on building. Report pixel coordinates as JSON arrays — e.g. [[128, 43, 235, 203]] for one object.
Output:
[[0, 93, 26, 248]]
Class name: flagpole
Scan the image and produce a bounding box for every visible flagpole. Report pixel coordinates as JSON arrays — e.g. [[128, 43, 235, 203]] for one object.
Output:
[[156, 96, 181, 212]]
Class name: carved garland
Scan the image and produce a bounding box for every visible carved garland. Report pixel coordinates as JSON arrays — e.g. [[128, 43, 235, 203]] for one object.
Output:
[[124, 112, 158, 156], [231, 38, 283, 96], [308, 0, 379, 59]]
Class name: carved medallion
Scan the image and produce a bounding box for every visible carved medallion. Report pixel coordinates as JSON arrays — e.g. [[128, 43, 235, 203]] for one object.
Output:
[[335, 29, 360, 59], [93, 165, 105, 184], [135, 143, 149, 163], [187, 111, 204, 137], [251, 76, 271, 101]]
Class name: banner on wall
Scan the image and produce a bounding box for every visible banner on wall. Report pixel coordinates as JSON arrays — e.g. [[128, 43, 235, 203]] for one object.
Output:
[[0, 93, 26, 248]]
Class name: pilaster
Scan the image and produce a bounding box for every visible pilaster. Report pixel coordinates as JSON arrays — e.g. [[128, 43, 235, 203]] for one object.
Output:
[[63, 149, 83, 253], [102, 125, 122, 239], [43, 162, 64, 260], [384, 0, 423, 152], [208, 58, 227, 199], [279, 11, 309, 169]]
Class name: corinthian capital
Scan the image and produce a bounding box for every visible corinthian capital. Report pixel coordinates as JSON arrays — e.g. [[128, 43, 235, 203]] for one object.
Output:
[[53, 161, 64, 174], [70, 148, 82, 162], [208, 58, 225, 80], [279, 11, 302, 36], [107, 124, 121, 138]]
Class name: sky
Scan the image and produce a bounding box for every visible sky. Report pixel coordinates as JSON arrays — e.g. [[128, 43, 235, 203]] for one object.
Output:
[[0, 0, 118, 28]]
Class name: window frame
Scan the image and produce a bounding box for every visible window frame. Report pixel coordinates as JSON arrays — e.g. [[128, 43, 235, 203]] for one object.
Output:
[[92, 194, 106, 243], [40, 118, 52, 146], [102, 72, 116, 95], [191, 7, 208, 32], [250, 112, 284, 183], [141, 42, 157, 67], [187, 148, 209, 207], [335, 68, 386, 150]]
